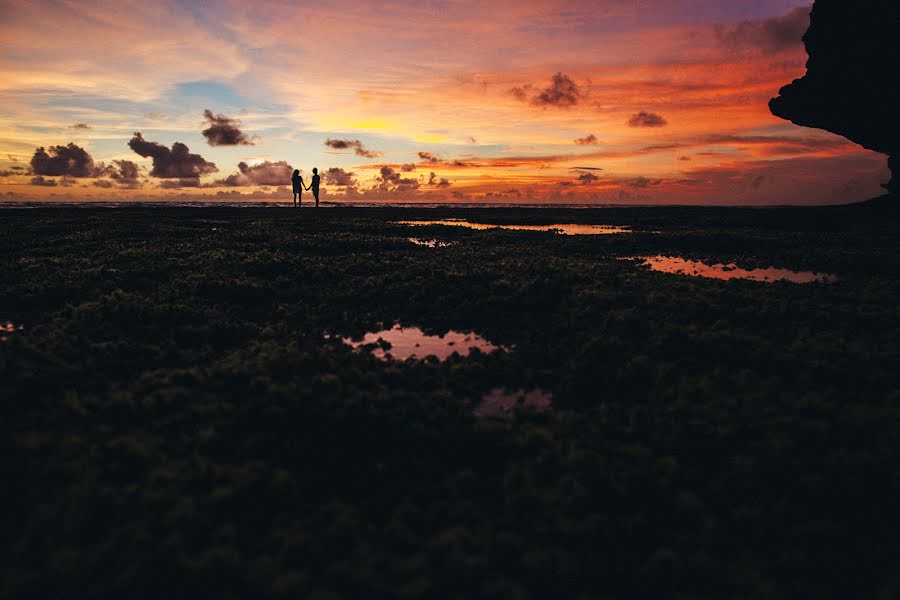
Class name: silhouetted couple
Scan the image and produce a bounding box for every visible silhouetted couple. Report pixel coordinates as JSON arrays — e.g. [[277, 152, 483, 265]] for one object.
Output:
[[292, 168, 320, 207]]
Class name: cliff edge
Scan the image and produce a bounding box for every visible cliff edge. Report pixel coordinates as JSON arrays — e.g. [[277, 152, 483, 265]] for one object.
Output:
[[769, 0, 900, 193]]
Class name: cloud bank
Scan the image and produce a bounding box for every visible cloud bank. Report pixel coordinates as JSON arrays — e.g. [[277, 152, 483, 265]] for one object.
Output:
[[215, 161, 294, 186], [128, 133, 218, 179]]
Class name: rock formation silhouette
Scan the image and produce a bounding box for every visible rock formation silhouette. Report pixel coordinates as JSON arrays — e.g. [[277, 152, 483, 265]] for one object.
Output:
[[769, 0, 900, 193]]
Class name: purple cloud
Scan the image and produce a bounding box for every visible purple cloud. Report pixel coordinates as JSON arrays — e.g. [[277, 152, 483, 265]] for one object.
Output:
[[202, 109, 255, 146]]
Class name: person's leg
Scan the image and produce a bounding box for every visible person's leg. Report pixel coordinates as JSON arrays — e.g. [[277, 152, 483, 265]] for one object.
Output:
[[314, 189, 319, 207]]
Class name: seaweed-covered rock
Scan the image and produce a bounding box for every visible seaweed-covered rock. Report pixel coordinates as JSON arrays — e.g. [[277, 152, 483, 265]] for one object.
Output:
[[769, 0, 900, 193]]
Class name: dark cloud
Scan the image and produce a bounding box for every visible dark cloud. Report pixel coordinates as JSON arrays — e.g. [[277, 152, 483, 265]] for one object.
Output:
[[373, 166, 419, 192], [128, 132, 218, 180], [400, 163, 416, 172], [113, 160, 140, 180], [30, 143, 97, 177], [201, 109, 254, 146], [418, 152, 439, 163], [467, 136, 477, 144], [628, 111, 668, 128], [215, 161, 294, 186], [578, 172, 600, 185], [377, 166, 402, 185], [0, 170, 16, 177], [29, 175, 57, 186], [533, 72, 581, 107], [59, 176, 76, 187], [480, 188, 524, 201], [716, 6, 810, 54], [377, 166, 405, 185], [511, 73, 581, 108], [627, 177, 664, 187], [570, 166, 603, 171], [109, 160, 141, 186], [510, 86, 531, 101], [574, 134, 599, 145], [82, 160, 142, 188], [323, 167, 357, 187], [428, 172, 451, 187], [679, 155, 692, 161], [324, 138, 380, 158], [69, 123, 90, 129], [93, 179, 114, 188]]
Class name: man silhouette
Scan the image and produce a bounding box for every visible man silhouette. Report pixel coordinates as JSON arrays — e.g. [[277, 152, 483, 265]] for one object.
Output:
[[310, 167, 321, 207]]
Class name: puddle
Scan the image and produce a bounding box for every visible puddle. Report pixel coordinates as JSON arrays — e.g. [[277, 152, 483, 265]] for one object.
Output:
[[474, 388, 553, 418], [632, 256, 836, 283], [334, 324, 506, 361], [408, 237, 454, 248], [1, 321, 24, 342], [398, 220, 630, 235]]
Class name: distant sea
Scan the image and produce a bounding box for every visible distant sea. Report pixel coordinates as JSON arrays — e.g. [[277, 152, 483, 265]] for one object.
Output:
[[0, 201, 644, 209]]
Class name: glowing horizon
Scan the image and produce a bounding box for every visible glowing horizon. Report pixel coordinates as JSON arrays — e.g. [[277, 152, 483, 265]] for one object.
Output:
[[0, 0, 890, 205]]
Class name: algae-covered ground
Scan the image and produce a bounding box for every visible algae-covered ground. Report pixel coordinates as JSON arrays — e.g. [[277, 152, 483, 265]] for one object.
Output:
[[2, 203, 898, 599]]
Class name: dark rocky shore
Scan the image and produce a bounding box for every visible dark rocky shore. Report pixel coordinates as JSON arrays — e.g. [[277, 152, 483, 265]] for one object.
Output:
[[2, 205, 898, 599]]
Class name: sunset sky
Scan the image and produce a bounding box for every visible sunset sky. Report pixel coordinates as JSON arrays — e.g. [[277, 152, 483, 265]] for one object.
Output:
[[0, 0, 890, 204]]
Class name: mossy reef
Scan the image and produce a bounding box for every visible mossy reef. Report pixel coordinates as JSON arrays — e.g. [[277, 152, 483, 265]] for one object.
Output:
[[2, 203, 898, 599]]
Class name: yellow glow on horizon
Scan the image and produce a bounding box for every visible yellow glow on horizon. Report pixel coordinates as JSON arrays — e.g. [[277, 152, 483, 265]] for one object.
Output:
[[412, 133, 448, 143], [347, 118, 397, 131]]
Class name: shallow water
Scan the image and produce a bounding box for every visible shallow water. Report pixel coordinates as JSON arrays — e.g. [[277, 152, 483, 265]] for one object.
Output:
[[634, 256, 836, 283], [336, 324, 505, 361], [1, 321, 24, 341], [408, 237, 454, 248], [473, 388, 553, 418], [398, 220, 630, 235]]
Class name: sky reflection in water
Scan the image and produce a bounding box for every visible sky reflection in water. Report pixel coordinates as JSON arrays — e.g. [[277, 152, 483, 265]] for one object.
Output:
[[408, 237, 455, 248], [1, 321, 23, 341], [635, 256, 836, 283], [399, 220, 630, 235], [338, 324, 505, 361]]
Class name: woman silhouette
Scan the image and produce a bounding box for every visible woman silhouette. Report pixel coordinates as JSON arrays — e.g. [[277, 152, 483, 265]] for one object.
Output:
[[291, 169, 305, 207]]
